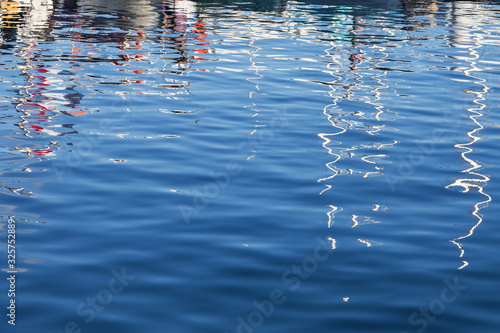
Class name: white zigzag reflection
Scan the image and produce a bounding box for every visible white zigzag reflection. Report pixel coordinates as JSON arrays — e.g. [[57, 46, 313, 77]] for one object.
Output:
[[445, 3, 493, 269]]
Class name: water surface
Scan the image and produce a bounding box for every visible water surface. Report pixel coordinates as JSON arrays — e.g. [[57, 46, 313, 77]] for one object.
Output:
[[1, 1, 500, 332]]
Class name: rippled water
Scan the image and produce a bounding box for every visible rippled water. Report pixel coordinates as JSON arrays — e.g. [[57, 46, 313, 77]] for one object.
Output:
[[1, 0, 500, 332]]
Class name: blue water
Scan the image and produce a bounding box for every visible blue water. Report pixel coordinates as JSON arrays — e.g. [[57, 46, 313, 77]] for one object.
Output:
[[1, 0, 500, 332]]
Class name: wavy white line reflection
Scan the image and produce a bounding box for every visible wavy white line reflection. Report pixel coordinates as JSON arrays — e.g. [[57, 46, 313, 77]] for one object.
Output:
[[445, 2, 493, 269]]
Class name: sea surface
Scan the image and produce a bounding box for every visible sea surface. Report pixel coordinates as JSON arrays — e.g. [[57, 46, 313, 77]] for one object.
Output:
[[1, 1, 500, 332]]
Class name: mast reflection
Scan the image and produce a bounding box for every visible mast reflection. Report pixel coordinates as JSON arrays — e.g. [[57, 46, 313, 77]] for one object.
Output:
[[444, 1, 493, 270], [315, 6, 400, 252]]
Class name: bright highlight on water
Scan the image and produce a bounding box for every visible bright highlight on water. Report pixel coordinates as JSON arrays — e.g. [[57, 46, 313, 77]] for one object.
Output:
[[1, 1, 500, 332]]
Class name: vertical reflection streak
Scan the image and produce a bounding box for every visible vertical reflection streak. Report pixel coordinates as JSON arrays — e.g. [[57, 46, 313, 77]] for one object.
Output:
[[445, 4, 492, 269], [245, 36, 264, 160], [317, 12, 399, 252], [319, 14, 396, 189]]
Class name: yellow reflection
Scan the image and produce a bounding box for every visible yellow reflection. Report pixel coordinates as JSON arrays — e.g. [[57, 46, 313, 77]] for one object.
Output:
[[78, 0, 159, 28], [1, 0, 52, 35], [1, 1, 21, 29]]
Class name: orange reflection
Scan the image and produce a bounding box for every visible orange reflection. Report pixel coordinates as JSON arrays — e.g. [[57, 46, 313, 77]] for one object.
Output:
[[1, 1, 22, 29], [193, 18, 209, 59], [162, 0, 209, 71]]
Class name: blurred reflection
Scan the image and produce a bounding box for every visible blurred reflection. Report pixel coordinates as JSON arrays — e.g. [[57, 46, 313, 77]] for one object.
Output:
[[161, 0, 209, 71], [193, 0, 287, 13], [402, 0, 440, 27], [0, 1, 64, 199], [13, 1, 78, 146], [61, 0, 78, 14], [1, 0, 26, 44], [1, 0, 53, 46], [16, 64, 81, 138], [78, 0, 159, 28]]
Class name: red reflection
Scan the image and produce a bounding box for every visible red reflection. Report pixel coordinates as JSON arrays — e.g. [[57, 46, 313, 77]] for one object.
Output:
[[162, 1, 209, 70]]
